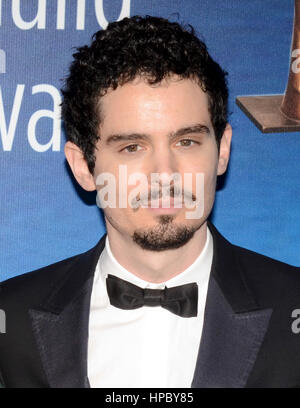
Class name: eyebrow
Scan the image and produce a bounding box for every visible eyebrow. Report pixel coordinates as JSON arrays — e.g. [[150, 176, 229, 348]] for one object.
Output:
[[105, 123, 210, 145]]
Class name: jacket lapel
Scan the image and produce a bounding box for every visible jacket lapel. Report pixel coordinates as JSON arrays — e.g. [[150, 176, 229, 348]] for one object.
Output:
[[191, 277, 272, 388], [29, 235, 106, 388], [191, 222, 273, 388]]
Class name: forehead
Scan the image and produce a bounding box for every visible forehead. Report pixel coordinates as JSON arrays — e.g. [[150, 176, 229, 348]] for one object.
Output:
[[99, 76, 213, 136]]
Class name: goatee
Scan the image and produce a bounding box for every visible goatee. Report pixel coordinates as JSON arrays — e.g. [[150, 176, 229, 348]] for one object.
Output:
[[132, 215, 199, 251]]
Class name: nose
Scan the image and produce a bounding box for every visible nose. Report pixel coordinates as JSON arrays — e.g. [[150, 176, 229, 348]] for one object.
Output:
[[149, 146, 178, 187], [151, 147, 178, 180]]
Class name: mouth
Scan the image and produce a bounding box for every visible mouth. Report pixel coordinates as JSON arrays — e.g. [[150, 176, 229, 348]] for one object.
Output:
[[142, 197, 183, 214]]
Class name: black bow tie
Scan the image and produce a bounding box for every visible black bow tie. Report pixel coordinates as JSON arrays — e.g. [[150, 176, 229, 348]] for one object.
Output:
[[106, 274, 198, 318]]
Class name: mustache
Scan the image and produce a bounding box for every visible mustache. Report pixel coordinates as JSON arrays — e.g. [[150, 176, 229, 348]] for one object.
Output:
[[132, 185, 197, 207]]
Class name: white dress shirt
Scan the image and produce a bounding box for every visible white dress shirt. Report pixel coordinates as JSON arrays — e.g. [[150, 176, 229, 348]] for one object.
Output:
[[87, 226, 213, 388]]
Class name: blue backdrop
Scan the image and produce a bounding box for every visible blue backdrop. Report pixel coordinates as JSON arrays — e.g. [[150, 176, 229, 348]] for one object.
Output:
[[1, 0, 299, 282]]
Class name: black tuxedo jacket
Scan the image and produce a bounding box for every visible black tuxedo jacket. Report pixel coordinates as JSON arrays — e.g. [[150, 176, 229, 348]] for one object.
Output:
[[0, 221, 300, 388]]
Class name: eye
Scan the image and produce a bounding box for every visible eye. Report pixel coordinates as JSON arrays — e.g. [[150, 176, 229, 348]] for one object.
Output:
[[175, 139, 198, 147], [120, 144, 143, 153]]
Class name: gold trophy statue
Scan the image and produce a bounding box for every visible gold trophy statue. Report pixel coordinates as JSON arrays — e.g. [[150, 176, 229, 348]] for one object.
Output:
[[236, 0, 300, 132]]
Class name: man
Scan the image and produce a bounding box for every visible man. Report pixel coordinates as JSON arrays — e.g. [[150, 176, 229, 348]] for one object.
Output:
[[0, 15, 299, 388]]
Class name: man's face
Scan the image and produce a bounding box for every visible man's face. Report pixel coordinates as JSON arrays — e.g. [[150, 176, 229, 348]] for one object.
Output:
[[92, 76, 230, 251]]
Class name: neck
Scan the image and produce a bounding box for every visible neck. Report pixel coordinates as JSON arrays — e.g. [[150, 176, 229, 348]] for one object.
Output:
[[105, 221, 208, 283]]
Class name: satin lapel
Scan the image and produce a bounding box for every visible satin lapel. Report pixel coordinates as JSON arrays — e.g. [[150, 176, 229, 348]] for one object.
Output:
[[29, 277, 93, 388], [29, 234, 106, 388], [191, 277, 272, 388], [191, 222, 273, 388]]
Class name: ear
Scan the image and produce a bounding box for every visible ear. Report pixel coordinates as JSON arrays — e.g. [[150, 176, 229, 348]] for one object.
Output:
[[64, 141, 96, 191], [217, 123, 232, 176]]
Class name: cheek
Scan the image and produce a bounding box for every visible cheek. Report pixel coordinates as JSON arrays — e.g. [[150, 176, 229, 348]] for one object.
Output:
[[188, 162, 218, 209], [185, 157, 218, 189], [95, 150, 147, 181], [94, 155, 115, 175], [204, 172, 217, 203]]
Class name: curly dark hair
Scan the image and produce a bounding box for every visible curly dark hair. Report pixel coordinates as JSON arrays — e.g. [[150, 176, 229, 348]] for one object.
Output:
[[61, 15, 228, 174]]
